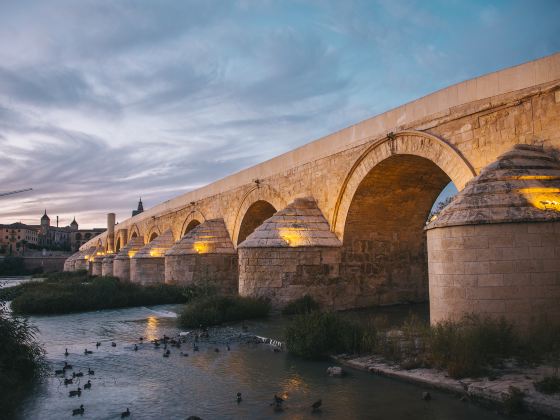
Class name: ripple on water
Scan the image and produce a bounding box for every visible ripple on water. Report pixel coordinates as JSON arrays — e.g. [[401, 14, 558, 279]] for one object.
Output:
[[20, 305, 510, 420]]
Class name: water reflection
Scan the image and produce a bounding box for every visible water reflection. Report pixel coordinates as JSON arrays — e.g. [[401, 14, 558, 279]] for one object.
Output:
[[144, 316, 158, 341]]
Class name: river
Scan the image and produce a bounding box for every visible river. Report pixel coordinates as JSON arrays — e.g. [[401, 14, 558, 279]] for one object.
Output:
[[3, 277, 512, 420]]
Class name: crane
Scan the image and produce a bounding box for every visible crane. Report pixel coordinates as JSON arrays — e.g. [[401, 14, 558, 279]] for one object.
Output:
[[0, 188, 32, 198]]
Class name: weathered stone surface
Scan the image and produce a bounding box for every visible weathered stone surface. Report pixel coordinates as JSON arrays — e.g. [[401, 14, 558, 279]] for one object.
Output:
[[113, 236, 145, 282], [131, 230, 175, 285], [165, 219, 238, 294], [427, 147, 560, 326], [73, 246, 96, 271], [239, 197, 343, 308], [101, 254, 115, 277], [427, 144, 560, 228]]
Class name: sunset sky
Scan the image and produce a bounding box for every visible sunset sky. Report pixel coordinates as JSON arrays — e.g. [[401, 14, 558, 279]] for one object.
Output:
[[0, 0, 558, 228]]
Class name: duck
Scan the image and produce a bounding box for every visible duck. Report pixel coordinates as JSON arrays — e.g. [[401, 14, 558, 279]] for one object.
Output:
[[88, 368, 94, 375], [84, 349, 93, 355], [214, 348, 220, 353], [55, 369, 64, 375], [75, 371, 84, 378], [63, 362, 73, 370], [64, 348, 69, 357], [227, 343, 231, 351], [121, 408, 131, 418], [111, 342, 117, 347], [273, 394, 284, 405], [72, 404, 84, 416], [134, 344, 138, 351], [84, 380, 92, 390], [236, 392, 242, 403], [139, 336, 144, 342], [163, 349, 170, 358], [96, 342, 101, 348], [64, 378, 73, 386], [312, 399, 322, 412], [69, 387, 82, 397]]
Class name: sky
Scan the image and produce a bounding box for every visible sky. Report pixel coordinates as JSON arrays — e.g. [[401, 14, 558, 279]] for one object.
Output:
[[0, 0, 558, 228]]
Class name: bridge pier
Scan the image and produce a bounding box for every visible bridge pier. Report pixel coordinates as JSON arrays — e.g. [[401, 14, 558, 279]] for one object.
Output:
[[238, 197, 344, 309], [63, 253, 78, 271], [427, 145, 560, 328], [130, 230, 175, 285], [90, 250, 105, 276], [101, 254, 115, 276], [165, 219, 238, 294], [113, 236, 145, 282], [73, 246, 96, 272]]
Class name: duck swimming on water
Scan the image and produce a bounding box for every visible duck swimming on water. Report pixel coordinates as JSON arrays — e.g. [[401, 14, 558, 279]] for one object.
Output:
[[121, 408, 130, 418], [64, 348, 69, 357], [84, 380, 92, 390], [72, 405, 84, 416]]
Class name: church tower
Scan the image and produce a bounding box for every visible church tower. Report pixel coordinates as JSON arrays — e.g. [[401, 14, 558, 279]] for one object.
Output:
[[70, 217, 78, 230], [132, 198, 144, 217], [40, 210, 50, 235]]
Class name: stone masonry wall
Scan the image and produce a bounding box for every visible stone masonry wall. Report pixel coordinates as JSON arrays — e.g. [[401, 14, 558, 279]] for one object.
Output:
[[428, 222, 560, 327], [165, 254, 238, 295], [130, 257, 165, 285], [239, 247, 348, 309]]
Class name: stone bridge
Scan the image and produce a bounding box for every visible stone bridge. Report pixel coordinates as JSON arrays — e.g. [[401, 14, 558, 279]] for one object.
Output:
[[66, 53, 560, 327]]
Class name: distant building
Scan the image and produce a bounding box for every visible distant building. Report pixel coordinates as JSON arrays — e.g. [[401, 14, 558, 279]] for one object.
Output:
[[132, 198, 144, 217], [0, 222, 39, 254], [0, 211, 105, 254]]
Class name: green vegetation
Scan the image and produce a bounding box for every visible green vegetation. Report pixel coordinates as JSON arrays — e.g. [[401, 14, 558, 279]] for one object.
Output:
[[534, 375, 560, 394], [285, 311, 377, 359], [285, 310, 560, 380], [0, 298, 46, 416], [179, 295, 270, 328], [0, 256, 42, 276], [5, 272, 186, 315], [281, 295, 321, 315]]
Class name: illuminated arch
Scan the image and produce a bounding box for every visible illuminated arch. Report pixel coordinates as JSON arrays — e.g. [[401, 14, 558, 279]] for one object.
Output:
[[232, 183, 287, 246], [332, 130, 476, 238], [128, 224, 140, 241], [146, 225, 161, 243], [178, 209, 206, 238]]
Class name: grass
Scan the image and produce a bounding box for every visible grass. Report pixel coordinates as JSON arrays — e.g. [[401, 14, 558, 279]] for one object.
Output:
[[285, 311, 377, 359], [7, 272, 187, 315], [0, 300, 46, 417], [178, 295, 271, 328], [284, 310, 560, 379], [281, 295, 321, 315], [534, 376, 560, 394]]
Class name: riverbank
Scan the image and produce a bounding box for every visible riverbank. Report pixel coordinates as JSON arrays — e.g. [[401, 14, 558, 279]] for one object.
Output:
[[334, 354, 560, 418]]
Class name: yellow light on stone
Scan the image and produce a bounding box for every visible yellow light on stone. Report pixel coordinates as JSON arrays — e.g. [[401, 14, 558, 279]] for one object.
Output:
[[149, 249, 163, 257], [279, 228, 306, 247], [128, 250, 137, 258], [193, 242, 210, 254], [517, 187, 560, 211]]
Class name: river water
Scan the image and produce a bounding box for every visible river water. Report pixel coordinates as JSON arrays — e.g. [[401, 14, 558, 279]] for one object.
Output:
[[3, 277, 512, 420]]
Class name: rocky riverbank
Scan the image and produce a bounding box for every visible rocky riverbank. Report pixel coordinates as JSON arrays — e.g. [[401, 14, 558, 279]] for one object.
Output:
[[334, 354, 560, 418]]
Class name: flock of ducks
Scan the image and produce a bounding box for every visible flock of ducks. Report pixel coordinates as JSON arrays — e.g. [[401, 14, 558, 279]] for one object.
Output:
[[55, 328, 324, 418]]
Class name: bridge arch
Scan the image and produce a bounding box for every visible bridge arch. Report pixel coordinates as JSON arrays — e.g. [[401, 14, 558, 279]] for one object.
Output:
[[129, 225, 140, 241], [333, 130, 476, 306], [115, 237, 121, 253], [332, 130, 476, 237], [178, 209, 206, 238], [146, 226, 161, 243], [232, 184, 287, 246]]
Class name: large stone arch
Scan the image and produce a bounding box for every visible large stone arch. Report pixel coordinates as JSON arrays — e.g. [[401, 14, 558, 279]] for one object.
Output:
[[177, 209, 206, 239], [232, 183, 287, 246], [332, 130, 476, 238]]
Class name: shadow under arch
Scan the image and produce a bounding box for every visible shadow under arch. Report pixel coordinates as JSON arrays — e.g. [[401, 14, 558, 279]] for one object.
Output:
[[232, 183, 287, 246]]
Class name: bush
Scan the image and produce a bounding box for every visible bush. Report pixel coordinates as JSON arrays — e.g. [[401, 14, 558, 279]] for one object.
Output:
[[0, 302, 46, 416], [0, 257, 28, 276], [179, 295, 270, 328], [534, 375, 560, 394], [285, 311, 377, 359], [428, 315, 516, 378], [9, 274, 187, 315], [282, 295, 321, 315]]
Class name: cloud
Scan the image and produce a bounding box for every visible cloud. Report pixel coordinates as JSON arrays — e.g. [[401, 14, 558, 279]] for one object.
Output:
[[0, 0, 558, 228]]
